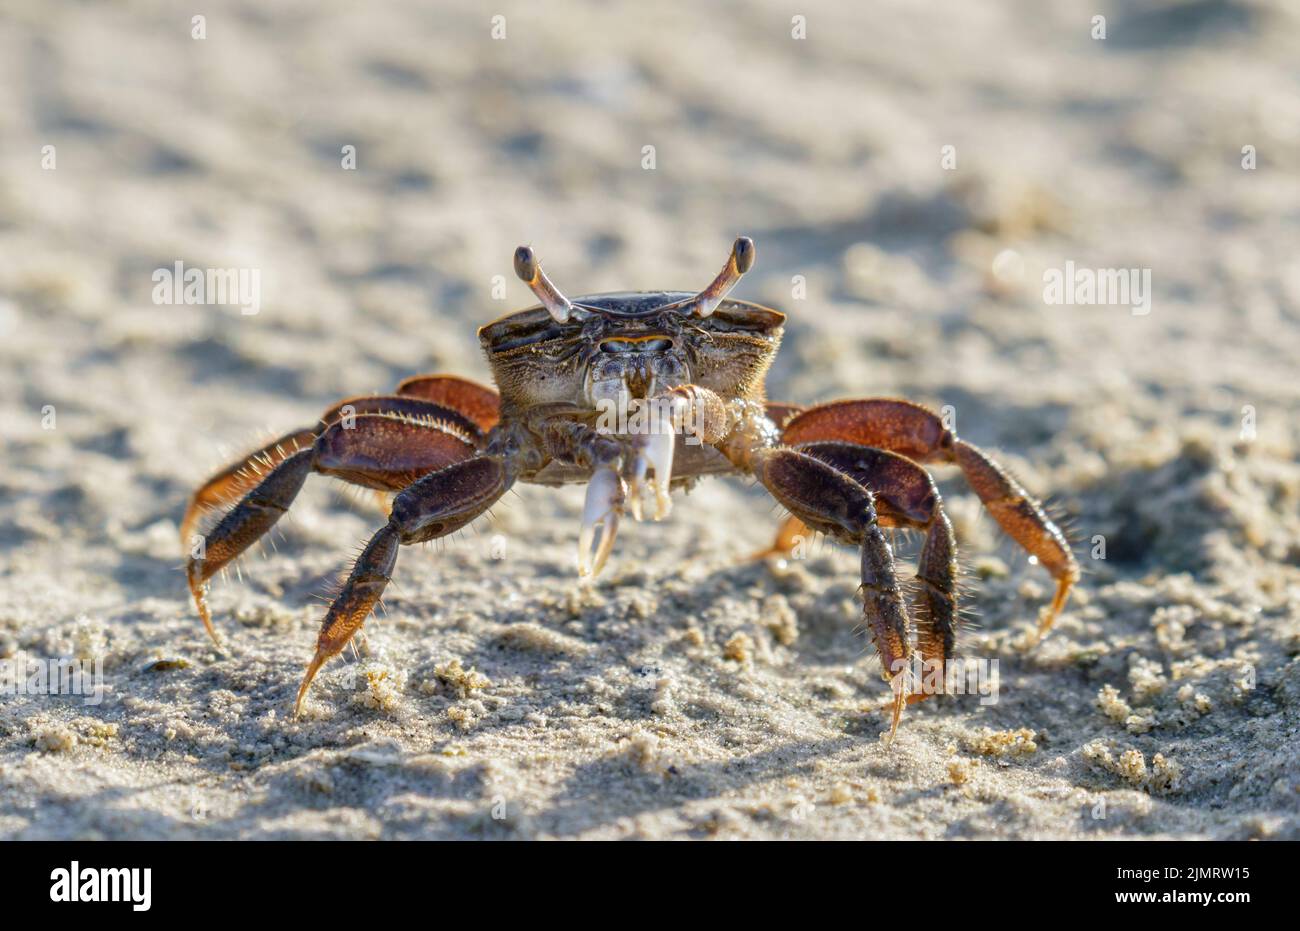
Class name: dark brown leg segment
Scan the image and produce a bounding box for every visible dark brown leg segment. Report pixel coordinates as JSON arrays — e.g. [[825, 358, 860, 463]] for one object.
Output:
[[180, 428, 316, 545], [796, 441, 959, 699], [751, 402, 803, 555], [295, 455, 513, 714], [187, 448, 314, 641], [749, 447, 914, 740], [782, 399, 1078, 635]]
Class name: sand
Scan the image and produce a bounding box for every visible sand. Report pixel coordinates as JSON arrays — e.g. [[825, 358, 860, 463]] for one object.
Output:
[[1, 0, 1298, 839]]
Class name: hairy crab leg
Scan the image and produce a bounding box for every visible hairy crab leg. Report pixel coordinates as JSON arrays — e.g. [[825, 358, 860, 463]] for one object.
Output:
[[181, 428, 316, 546], [394, 374, 501, 434], [748, 446, 915, 744], [295, 455, 513, 715], [187, 412, 478, 644], [188, 448, 314, 643], [795, 441, 960, 703], [782, 399, 1079, 636], [182, 394, 486, 546]]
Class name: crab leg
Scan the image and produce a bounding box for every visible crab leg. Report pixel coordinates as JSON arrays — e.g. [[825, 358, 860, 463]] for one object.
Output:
[[296, 455, 513, 714], [180, 428, 317, 546], [794, 441, 960, 701], [394, 374, 501, 433], [182, 394, 486, 546], [781, 399, 1079, 636], [749, 446, 915, 743], [187, 411, 478, 643], [188, 449, 314, 642]]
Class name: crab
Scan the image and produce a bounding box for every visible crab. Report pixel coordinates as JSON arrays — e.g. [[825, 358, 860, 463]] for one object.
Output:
[[183, 237, 1078, 740]]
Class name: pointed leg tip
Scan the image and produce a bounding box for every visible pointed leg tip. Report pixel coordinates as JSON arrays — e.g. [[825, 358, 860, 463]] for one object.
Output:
[[186, 564, 226, 648], [881, 672, 908, 748], [1035, 577, 1075, 640], [295, 653, 327, 717], [1034, 614, 1055, 641]]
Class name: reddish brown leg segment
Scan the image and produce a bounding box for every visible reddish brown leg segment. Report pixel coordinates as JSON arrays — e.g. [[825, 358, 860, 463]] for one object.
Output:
[[749, 447, 914, 741], [752, 514, 810, 560], [783, 399, 954, 463], [395, 374, 501, 433], [316, 396, 486, 448], [295, 455, 513, 714], [182, 394, 487, 545], [314, 413, 478, 490], [952, 439, 1078, 634]]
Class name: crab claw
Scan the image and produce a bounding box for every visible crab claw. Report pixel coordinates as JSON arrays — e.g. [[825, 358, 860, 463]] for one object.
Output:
[[578, 466, 625, 577], [628, 454, 647, 522], [629, 425, 676, 521]]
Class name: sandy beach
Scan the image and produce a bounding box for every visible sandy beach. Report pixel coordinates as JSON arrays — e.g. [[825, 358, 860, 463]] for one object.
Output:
[[1, 0, 1298, 839]]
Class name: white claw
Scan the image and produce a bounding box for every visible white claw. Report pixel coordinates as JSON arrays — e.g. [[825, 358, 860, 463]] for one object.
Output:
[[578, 467, 625, 577], [640, 423, 676, 521], [626, 402, 678, 522], [628, 455, 647, 523]]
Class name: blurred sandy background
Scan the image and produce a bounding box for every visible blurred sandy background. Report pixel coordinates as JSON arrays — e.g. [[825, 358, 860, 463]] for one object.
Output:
[[1, 0, 1298, 839]]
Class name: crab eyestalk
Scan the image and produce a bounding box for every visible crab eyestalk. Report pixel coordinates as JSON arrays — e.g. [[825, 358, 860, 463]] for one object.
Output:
[[514, 245, 573, 324], [688, 236, 755, 318]]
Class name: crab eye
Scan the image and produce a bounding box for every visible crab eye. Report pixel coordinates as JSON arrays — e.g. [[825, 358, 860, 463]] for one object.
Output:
[[694, 236, 754, 317], [656, 237, 755, 318], [599, 338, 674, 353], [513, 245, 573, 324]]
